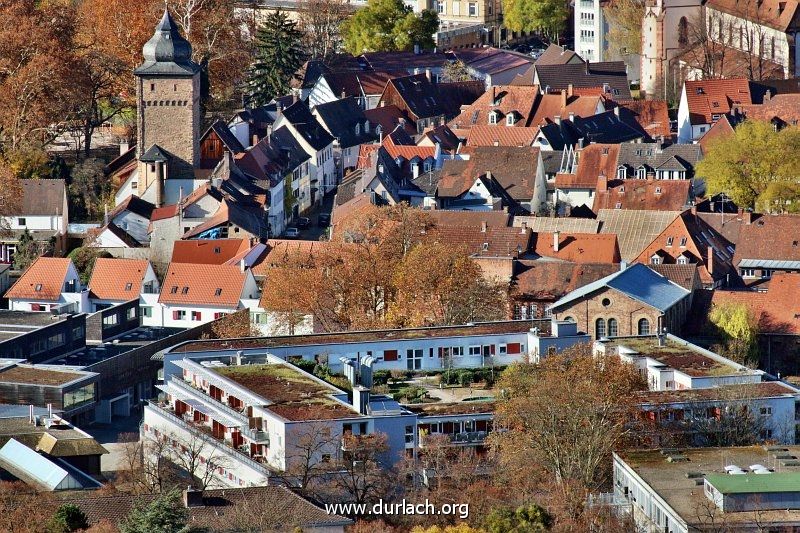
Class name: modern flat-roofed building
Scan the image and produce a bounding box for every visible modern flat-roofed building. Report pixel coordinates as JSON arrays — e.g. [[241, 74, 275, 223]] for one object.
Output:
[[612, 446, 800, 532], [0, 363, 99, 421]]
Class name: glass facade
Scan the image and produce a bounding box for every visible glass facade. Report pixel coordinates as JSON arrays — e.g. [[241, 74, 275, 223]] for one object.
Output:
[[63, 383, 96, 410]]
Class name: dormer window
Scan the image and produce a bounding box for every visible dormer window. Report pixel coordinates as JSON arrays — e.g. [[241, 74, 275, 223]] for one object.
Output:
[[170, 286, 178, 294], [506, 113, 515, 126], [677, 255, 689, 265], [619, 186, 625, 193], [482, 242, 489, 251], [489, 111, 498, 125], [617, 166, 626, 179], [423, 160, 432, 172], [650, 254, 662, 265], [679, 237, 687, 247], [655, 187, 662, 194], [181, 287, 189, 295]]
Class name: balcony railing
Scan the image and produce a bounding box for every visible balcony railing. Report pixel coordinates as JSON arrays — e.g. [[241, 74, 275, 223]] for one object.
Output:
[[242, 426, 270, 444], [148, 402, 272, 477], [170, 377, 248, 424], [421, 431, 488, 447]]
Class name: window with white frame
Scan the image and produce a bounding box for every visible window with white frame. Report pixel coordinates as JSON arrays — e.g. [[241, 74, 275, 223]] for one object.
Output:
[[452, 346, 464, 357], [437, 0, 445, 13], [489, 111, 498, 124], [760, 406, 772, 416], [741, 268, 755, 277], [468, 345, 481, 356], [499, 344, 508, 354], [506, 113, 515, 126], [468, 2, 477, 15], [617, 166, 626, 179]]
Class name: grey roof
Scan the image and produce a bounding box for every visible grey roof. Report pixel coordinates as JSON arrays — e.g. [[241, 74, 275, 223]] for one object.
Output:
[[20, 180, 65, 216], [616, 143, 704, 174], [139, 144, 170, 163], [204, 120, 245, 154], [280, 101, 335, 151], [541, 150, 564, 175], [270, 126, 311, 169], [313, 97, 377, 148], [538, 110, 645, 149], [533, 61, 631, 98], [597, 209, 681, 261], [134, 9, 200, 77], [549, 263, 690, 312], [738, 259, 800, 269]]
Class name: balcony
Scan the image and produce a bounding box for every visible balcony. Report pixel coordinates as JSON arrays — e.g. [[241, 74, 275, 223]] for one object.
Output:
[[420, 431, 488, 447], [242, 426, 270, 445], [170, 377, 248, 424]]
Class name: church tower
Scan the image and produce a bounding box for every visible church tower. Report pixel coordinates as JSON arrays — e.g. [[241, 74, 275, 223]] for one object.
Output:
[[134, 9, 201, 205]]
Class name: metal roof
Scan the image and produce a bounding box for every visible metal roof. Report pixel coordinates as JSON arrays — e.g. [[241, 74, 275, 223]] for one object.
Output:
[[548, 263, 690, 312], [738, 259, 800, 269], [0, 438, 74, 490]]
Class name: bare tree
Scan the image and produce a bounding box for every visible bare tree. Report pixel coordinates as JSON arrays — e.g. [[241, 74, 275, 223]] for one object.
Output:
[[274, 422, 340, 498], [329, 432, 393, 506], [297, 0, 350, 59], [166, 430, 232, 490]]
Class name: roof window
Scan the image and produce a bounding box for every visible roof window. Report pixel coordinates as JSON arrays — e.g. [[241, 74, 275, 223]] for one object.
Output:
[[170, 286, 178, 294], [214, 288, 222, 296], [34, 284, 42, 292], [125, 283, 133, 291], [181, 287, 189, 295]]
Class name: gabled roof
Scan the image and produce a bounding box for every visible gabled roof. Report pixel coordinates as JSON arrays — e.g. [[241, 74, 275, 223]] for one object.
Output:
[[419, 124, 460, 151], [88, 258, 150, 301], [171, 239, 253, 265], [428, 210, 511, 228], [593, 179, 692, 212], [649, 263, 700, 291], [534, 44, 583, 66], [734, 214, 800, 265], [383, 74, 484, 120], [280, 101, 335, 151], [109, 195, 155, 221], [597, 209, 682, 261], [313, 97, 377, 148], [683, 78, 752, 125], [159, 263, 252, 307], [706, 0, 799, 32], [549, 263, 690, 312], [319, 70, 404, 96], [711, 272, 800, 334], [450, 85, 541, 128], [429, 224, 532, 258], [529, 61, 631, 98], [512, 261, 618, 300], [614, 99, 671, 139], [181, 199, 270, 240], [616, 143, 703, 173], [18, 180, 66, 216], [465, 126, 539, 147], [512, 215, 601, 234], [5, 257, 72, 301], [739, 93, 800, 126], [363, 104, 416, 136], [532, 232, 620, 263], [556, 143, 620, 189], [454, 47, 535, 75], [439, 146, 541, 202], [537, 110, 645, 150], [201, 120, 245, 155]]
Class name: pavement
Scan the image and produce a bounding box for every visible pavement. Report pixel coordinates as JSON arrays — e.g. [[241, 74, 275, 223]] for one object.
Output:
[[286, 191, 335, 241], [85, 413, 142, 475]]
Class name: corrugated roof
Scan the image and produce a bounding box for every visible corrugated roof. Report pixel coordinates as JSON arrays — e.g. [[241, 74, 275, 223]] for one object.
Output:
[[549, 263, 690, 311], [598, 209, 681, 261]]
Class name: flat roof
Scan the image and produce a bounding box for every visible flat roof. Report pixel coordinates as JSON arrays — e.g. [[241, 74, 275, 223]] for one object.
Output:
[[213, 363, 360, 421], [605, 336, 758, 378], [706, 472, 800, 494], [0, 365, 88, 387], [617, 446, 800, 527], [406, 401, 495, 417], [636, 381, 797, 405], [0, 311, 69, 342], [44, 326, 183, 367], [172, 319, 548, 354]]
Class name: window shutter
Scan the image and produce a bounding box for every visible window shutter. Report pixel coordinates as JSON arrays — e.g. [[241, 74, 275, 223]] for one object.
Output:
[[384, 349, 398, 361], [172, 310, 179, 320]]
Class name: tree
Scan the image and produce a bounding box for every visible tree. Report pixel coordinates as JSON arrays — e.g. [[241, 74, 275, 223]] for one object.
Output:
[[70, 158, 113, 221], [0, 162, 21, 235], [491, 344, 646, 495], [484, 504, 552, 532], [49, 504, 90, 533], [166, 430, 231, 490], [342, 0, 439, 54], [298, 0, 350, 59], [441, 60, 474, 82], [208, 309, 259, 338], [503, 0, 568, 40], [697, 119, 800, 210], [246, 10, 306, 107], [0, 481, 56, 533], [13, 229, 51, 271], [275, 422, 340, 498], [411, 526, 487, 533], [604, 0, 645, 56], [329, 432, 393, 506], [120, 490, 189, 533], [709, 302, 760, 366]]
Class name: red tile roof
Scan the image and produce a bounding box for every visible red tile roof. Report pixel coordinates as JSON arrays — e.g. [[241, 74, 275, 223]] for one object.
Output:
[[171, 239, 252, 265], [684, 78, 752, 125], [592, 178, 691, 212], [159, 263, 251, 307], [711, 273, 800, 334], [5, 257, 72, 301], [88, 258, 150, 301], [449, 85, 541, 129], [734, 214, 800, 264], [439, 146, 541, 202], [465, 126, 538, 147], [528, 93, 603, 127], [740, 93, 800, 125], [512, 261, 621, 299], [532, 232, 620, 263], [363, 105, 416, 136], [555, 143, 620, 189], [252, 239, 339, 277], [697, 114, 736, 151], [615, 99, 671, 138], [428, 210, 511, 228], [429, 224, 532, 258], [707, 0, 799, 32]]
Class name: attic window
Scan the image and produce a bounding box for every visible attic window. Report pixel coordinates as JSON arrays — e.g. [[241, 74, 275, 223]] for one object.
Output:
[[482, 242, 489, 251], [125, 283, 133, 291], [655, 187, 662, 194], [170, 286, 178, 294], [619, 186, 625, 193], [712, 102, 720, 108], [615, 202, 622, 209], [214, 247, 221, 254], [214, 288, 222, 296], [677, 255, 689, 265], [650, 254, 662, 265], [181, 287, 189, 295], [679, 237, 687, 247], [602, 147, 609, 155], [506, 114, 515, 126], [489, 112, 498, 125], [364, 121, 370, 132], [695, 87, 704, 95], [666, 237, 674, 247], [34, 284, 42, 292], [617, 166, 626, 179], [711, 114, 720, 120], [355, 123, 361, 135]]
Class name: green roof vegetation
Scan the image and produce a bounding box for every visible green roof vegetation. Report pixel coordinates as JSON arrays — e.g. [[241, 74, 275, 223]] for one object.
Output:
[[706, 473, 800, 494]]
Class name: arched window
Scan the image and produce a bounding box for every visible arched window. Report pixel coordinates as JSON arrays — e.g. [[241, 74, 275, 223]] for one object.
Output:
[[638, 318, 651, 335], [608, 318, 618, 337], [563, 316, 574, 322], [678, 17, 689, 47], [595, 318, 606, 338]]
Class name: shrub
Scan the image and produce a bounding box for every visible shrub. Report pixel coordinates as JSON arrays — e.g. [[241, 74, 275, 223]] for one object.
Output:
[[372, 370, 391, 386]]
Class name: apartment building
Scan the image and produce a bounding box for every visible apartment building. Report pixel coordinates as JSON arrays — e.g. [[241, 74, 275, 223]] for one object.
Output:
[[574, 0, 608, 62]]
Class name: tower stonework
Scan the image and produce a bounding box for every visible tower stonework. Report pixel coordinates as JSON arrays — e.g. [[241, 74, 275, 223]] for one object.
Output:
[[134, 10, 201, 183]]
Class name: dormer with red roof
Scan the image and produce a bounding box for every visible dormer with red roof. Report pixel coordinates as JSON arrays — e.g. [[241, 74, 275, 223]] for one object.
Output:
[[5, 257, 87, 313], [677, 78, 752, 143]]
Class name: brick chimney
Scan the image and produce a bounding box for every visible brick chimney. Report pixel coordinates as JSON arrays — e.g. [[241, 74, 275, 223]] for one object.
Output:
[[707, 246, 714, 276], [561, 89, 567, 109], [597, 173, 608, 193], [481, 220, 487, 233], [553, 230, 560, 252], [567, 83, 574, 97], [743, 211, 753, 224]]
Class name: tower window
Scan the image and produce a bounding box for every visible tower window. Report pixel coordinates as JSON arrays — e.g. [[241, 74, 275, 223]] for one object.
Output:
[[173, 84, 177, 91], [150, 83, 155, 91]]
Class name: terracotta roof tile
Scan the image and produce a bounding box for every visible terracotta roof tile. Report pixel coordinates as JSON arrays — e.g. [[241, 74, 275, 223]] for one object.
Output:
[[532, 232, 620, 263], [429, 224, 532, 257], [734, 214, 800, 264], [512, 261, 619, 299], [171, 239, 252, 265], [706, 0, 799, 31], [439, 146, 541, 202], [363, 105, 416, 136], [449, 85, 541, 128], [649, 263, 700, 291], [428, 210, 511, 228], [740, 93, 800, 125], [465, 126, 538, 147], [684, 78, 752, 125], [88, 258, 150, 301], [528, 93, 603, 127], [159, 263, 252, 307], [555, 143, 620, 189], [593, 178, 691, 212], [712, 272, 800, 334], [5, 257, 72, 301], [615, 99, 671, 138]]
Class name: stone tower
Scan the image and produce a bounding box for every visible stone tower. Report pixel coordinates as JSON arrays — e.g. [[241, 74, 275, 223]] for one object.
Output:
[[134, 9, 201, 202]]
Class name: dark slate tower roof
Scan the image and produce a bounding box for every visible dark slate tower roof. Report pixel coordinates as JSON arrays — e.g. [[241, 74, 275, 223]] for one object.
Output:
[[134, 9, 200, 77]]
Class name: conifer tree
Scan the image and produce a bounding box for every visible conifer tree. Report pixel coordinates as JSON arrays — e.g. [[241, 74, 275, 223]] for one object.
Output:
[[246, 10, 306, 106]]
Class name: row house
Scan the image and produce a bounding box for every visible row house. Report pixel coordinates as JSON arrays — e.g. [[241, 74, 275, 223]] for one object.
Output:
[[521, 60, 631, 98], [5, 258, 88, 314], [147, 354, 418, 487], [732, 213, 800, 284], [677, 78, 753, 143], [87, 258, 160, 312], [0, 180, 69, 262], [163, 318, 590, 374], [312, 97, 378, 178], [227, 95, 293, 149]]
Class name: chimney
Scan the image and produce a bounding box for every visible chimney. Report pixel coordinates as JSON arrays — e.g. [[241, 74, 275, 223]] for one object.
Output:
[[276, 101, 283, 117], [28, 405, 33, 424], [554, 115, 562, 125], [183, 487, 204, 508], [568, 112, 575, 122], [119, 141, 129, 156], [765, 89, 772, 102], [425, 68, 432, 82], [521, 221, 528, 231], [240, 259, 246, 273], [598, 173, 608, 193], [707, 246, 714, 276], [352, 386, 370, 415], [491, 86, 497, 105], [620, 261, 628, 271], [553, 230, 560, 252], [613, 106, 620, 118], [47, 403, 52, 417], [481, 220, 487, 233], [561, 89, 567, 109], [567, 83, 574, 97], [743, 211, 753, 224]]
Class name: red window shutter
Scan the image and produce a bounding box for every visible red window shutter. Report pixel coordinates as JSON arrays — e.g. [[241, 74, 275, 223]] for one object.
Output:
[[172, 310, 179, 320], [438, 347, 443, 358], [384, 349, 398, 361], [507, 343, 521, 354], [490, 344, 496, 355]]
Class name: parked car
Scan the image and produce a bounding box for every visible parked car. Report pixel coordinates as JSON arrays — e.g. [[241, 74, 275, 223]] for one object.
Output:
[[318, 214, 331, 227], [297, 217, 311, 229], [284, 227, 300, 238]]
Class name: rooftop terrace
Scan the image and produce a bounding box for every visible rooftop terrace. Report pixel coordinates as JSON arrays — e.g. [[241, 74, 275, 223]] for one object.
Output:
[[636, 381, 798, 405], [213, 363, 360, 421], [172, 319, 548, 354], [406, 400, 496, 417], [45, 327, 182, 367], [603, 336, 757, 378]]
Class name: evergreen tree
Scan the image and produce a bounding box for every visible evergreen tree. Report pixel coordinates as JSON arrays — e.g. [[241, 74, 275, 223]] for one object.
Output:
[[120, 490, 189, 533], [246, 10, 306, 107]]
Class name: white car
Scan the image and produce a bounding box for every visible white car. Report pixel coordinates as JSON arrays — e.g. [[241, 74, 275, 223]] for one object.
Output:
[[283, 227, 300, 238]]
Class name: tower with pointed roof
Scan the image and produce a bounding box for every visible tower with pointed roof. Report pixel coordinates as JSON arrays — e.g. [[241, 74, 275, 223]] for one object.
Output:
[[134, 9, 201, 205]]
